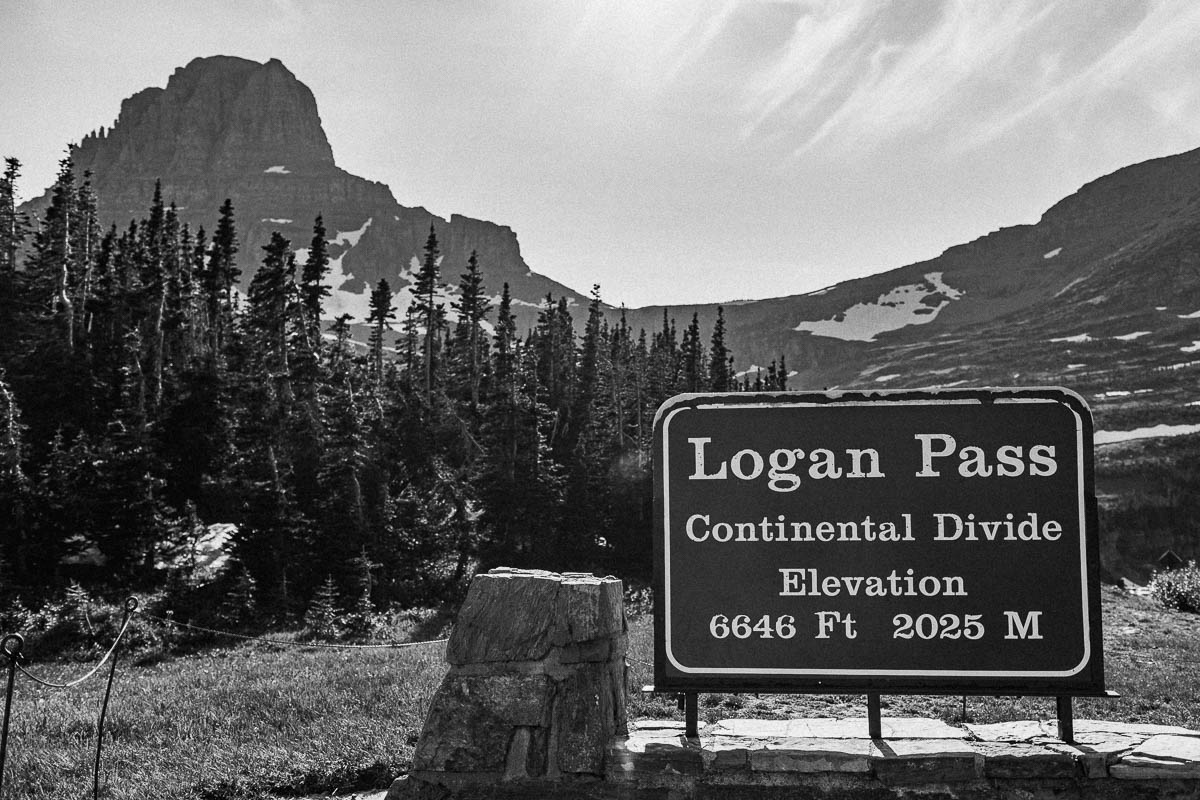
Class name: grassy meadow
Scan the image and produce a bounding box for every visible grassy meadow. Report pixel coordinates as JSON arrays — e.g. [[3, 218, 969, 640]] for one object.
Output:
[[0, 585, 1196, 799]]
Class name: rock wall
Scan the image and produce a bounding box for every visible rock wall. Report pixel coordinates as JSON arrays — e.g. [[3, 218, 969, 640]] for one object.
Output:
[[611, 717, 1200, 799], [391, 568, 627, 799]]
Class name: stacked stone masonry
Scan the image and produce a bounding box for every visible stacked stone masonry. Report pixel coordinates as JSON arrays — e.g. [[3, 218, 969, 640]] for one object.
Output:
[[393, 568, 628, 800], [610, 717, 1200, 799], [392, 567, 1200, 799]]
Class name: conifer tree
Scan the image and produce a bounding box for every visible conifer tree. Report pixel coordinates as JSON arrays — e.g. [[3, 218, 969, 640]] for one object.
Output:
[[0, 370, 31, 579], [204, 198, 239, 354], [346, 548, 375, 636], [218, 562, 258, 627], [299, 214, 330, 331], [367, 279, 396, 383], [708, 306, 731, 391], [681, 312, 706, 392], [0, 159, 30, 368], [0, 158, 28, 275], [492, 283, 517, 396], [304, 575, 340, 640], [450, 250, 491, 410], [410, 224, 445, 403], [247, 231, 296, 381]]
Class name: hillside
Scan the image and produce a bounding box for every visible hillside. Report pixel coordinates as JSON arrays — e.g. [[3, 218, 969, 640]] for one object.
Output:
[[19, 56, 587, 333], [14, 56, 1200, 579], [632, 146, 1200, 395]]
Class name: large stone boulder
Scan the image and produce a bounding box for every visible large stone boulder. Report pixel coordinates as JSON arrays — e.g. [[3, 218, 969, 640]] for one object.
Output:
[[391, 568, 628, 799]]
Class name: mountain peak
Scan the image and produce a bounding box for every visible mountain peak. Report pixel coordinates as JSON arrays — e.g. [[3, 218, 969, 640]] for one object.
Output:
[[23, 57, 585, 335], [74, 55, 334, 181]]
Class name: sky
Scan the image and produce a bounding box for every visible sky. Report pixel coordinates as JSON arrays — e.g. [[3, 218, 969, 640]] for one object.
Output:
[[5, 0, 1200, 308]]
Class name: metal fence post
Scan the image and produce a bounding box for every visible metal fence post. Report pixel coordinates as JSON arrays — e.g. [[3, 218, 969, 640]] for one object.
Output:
[[0, 633, 25, 799]]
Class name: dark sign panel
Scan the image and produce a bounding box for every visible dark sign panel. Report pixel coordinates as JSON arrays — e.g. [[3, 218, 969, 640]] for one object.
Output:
[[653, 389, 1103, 694]]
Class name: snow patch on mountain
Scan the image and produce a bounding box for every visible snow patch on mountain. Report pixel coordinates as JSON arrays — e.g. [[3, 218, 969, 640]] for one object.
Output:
[[1054, 274, 1088, 297], [1096, 424, 1200, 445], [293, 218, 377, 322], [734, 365, 765, 380], [1113, 331, 1151, 341], [1179, 310, 1200, 319], [1043, 247, 1062, 259], [330, 218, 372, 248], [264, 165, 290, 174], [262, 218, 293, 224], [1050, 333, 1092, 343], [792, 272, 962, 342]]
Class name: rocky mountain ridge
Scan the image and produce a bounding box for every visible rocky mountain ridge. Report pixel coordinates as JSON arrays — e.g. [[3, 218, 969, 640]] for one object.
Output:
[[16, 55, 1200, 576], [22, 56, 585, 333], [631, 146, 1200, 398], [20, 56, 1200, 410]]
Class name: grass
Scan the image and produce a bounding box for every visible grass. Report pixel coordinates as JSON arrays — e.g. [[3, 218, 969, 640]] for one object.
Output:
[[626, 584, 1200, 730], [1, 585, 1197, 799], [2, 637, 446, 799]]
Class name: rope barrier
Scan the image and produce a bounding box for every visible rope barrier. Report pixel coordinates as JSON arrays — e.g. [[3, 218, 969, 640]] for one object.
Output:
[[136, 610, 449, 650], [0, 596, 452, 799], [1, 593, 1190, 800], [14, 607, 136, 690], [93, 597, 136, 800]]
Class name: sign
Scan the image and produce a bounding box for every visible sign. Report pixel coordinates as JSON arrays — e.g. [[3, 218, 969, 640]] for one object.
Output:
[[653, 389, 1103, 694]]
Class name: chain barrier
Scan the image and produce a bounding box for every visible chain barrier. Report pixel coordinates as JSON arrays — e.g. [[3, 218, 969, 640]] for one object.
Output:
[[136, 610, 449, 650], [0, 597, 452, 800], [3, 597, 1191, 800], [93, 597, 137, 800], [14, 601, 136, 690]]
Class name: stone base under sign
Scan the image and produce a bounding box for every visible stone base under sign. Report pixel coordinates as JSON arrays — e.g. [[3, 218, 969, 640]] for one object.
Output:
[[604, 716, 1200, 799], [389, 567, 1199, 799]]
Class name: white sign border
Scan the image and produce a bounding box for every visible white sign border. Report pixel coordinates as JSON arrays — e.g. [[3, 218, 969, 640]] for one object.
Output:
[[658, 391, 1094, 679]]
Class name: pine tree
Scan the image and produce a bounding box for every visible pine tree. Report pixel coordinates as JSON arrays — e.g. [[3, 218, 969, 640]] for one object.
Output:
[[0, 159, 31, 368], [299, 214, 330, 331], [0, 158, 29, 275], [410, 224, 445, 403], [204, 198, 239, 354], [304, 575, 340, 640], [681, 312, 706, 392], [492, 283, 517, 397], [345, 549, 375, 636], [450, 250, 491, 410], [247, 231, 296, 382], [367, 279, 396, 383], [0, 369, 31, 581], [218, 562, 258, 627], [708, 306, 731, 391]]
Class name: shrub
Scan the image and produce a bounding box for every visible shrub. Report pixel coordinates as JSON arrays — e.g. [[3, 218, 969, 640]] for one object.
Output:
[[1150, 560, 1200, 613], [0, 588, 163, 659], [304, 576, 340, 640]]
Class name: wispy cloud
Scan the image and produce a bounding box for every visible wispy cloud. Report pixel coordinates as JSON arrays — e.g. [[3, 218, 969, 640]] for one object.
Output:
[[651, 0, 1200, 158]]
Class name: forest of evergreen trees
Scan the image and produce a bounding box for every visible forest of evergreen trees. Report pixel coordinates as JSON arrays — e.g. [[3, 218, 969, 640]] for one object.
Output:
[[0, 157, 790, 622]]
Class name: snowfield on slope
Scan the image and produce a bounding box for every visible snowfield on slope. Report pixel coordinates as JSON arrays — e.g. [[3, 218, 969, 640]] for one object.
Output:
[[792, 272, 963, 342], [1095, 423, 1200, 445]]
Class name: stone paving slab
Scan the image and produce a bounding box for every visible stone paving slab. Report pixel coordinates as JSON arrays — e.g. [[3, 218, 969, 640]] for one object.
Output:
[[610, 718, 1200, 787], [972, 740, 1081, 779], [747, 738, 876, 773], [706, 716, 968, 740], [1110, 734, 1200, 780]]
